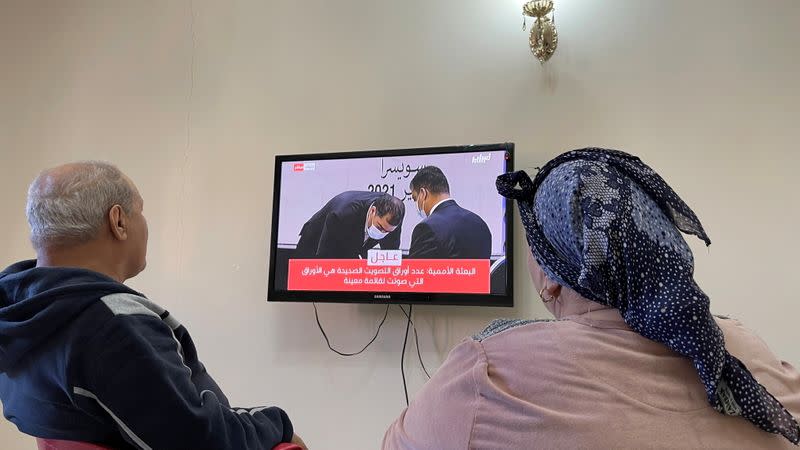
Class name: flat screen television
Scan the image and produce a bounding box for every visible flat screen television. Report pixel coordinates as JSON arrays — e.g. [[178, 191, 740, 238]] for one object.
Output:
[[267, 143, 514, 306]]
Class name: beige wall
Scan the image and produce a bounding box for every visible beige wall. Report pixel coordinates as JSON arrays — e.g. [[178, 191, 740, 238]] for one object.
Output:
[[1, 0, 798, 448]]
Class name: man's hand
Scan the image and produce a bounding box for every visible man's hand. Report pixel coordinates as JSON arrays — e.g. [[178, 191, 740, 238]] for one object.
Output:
[[291, 433, 308, 449]]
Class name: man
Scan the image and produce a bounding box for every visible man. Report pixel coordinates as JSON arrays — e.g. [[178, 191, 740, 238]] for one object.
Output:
[[407, 166, 491, 259], [0, 162, 305, 449], [294, 191, 405, 259]]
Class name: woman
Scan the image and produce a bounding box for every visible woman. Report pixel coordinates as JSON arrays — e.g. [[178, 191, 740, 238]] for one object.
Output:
[[383, 148, 800, 449]]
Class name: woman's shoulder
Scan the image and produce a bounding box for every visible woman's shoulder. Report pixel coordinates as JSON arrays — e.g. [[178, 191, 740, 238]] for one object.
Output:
[[472, 318, 559, 342], [713, 315, 779, 361]]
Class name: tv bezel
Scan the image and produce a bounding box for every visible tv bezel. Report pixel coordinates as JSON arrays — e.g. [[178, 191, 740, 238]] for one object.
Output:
[[267, 142, 514, 307]]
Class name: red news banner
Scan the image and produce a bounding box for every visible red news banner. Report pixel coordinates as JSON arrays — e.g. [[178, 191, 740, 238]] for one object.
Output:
[[288, 258, 490, 294]]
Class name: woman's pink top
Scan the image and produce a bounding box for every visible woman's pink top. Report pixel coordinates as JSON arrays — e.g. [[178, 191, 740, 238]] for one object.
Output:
[[383, 305, 800, 449]]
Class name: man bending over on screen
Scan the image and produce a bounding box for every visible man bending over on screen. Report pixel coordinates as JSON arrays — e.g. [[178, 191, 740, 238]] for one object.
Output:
[[294, 191, 405, 259], [0, 162, 306, 450]]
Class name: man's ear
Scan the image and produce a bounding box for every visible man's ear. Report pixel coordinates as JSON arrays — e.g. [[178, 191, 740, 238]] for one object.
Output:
[[108, 205, 128, 241]]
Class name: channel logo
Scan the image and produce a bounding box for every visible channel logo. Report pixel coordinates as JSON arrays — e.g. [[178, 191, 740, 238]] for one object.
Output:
[[471, 154, 491, 164], [293, 162, 316, 172]]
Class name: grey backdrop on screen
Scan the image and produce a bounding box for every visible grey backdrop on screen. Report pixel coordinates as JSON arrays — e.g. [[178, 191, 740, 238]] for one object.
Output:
[[277, 150, 508, 255]]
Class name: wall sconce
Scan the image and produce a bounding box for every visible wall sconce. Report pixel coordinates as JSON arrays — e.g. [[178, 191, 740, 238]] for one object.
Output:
[[523, 0, 558, 63]]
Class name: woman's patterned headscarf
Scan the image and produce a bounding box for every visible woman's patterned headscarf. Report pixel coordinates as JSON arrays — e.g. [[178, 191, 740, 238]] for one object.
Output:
[[497, 148, 799, 444]]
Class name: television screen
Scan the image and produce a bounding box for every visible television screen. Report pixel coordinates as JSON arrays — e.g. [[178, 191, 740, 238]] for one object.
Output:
[[267, 143, 514, 306]]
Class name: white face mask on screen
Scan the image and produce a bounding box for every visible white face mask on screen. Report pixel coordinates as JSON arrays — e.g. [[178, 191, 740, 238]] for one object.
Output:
[[367, 207, 389, 240], [415, 189, 427, 219], [367, 224, 388, 240]]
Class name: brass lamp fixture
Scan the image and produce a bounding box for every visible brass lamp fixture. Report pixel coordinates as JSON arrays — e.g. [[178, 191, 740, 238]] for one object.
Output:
[[523, 0, 558, 63]]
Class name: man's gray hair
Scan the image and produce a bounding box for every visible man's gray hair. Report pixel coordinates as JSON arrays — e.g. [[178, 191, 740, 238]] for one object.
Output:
[[26, 161, 136, 249]]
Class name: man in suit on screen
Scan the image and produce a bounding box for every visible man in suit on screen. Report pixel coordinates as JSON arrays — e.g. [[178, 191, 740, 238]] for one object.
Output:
[[294, 191, 405, 259], [407, 166, 491, 259]]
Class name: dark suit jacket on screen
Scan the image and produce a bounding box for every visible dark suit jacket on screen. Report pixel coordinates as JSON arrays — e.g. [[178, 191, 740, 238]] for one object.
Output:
[[407, 199, 491, 259], [294, 191, 402, 259]]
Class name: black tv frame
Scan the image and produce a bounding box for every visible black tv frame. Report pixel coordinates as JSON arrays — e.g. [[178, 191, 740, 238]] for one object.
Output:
[[267, 142, 514, 307]]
